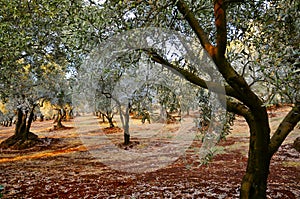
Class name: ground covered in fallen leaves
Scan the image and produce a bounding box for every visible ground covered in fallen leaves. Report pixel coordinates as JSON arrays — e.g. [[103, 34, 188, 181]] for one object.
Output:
[[0, 107, 299, 198]]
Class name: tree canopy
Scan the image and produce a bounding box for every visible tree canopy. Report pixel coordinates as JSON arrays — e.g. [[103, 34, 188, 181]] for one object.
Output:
[[0, 0, 299, 198]]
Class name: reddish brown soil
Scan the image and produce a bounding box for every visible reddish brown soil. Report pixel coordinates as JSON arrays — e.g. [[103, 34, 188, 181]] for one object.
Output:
[[102, 127, 123, 134], [0, 107, 299, 199]]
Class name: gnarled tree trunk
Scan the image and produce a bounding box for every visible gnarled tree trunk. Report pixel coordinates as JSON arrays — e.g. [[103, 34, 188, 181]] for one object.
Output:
[[56, 109, 64, 128], [53, 108, 65, 129], [0, 105, 39, 149]]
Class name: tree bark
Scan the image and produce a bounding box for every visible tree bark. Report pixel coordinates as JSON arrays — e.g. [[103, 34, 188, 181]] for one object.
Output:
[[123, 106, 130, 145], [56, 109, 64, 128], [8, 117, 13, 126], [0, 106, 39, 149], [102, 113, 105, 123], [240, 109, 271, 199], [107, 116, 115, 128], [100, 111, 115, 127], [168, 1, 299, 198], [124, 133, 130, 145], [25, 105, 36, 135], [15, 108, 27, 137]]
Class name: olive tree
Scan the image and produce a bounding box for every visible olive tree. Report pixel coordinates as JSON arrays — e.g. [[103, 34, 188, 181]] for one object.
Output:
[[82, 0, 300, 198], [0, 0, 83, 149]]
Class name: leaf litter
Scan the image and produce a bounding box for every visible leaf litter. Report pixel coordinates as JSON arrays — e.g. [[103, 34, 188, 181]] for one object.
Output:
[[0, 107, 299, 198]]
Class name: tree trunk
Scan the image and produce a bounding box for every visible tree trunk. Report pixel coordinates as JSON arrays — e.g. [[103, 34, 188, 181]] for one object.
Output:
[[107, 116, 115, 128], [124, 133, 130, 145], [160, 105, 166, 121], [240, 136, 271, 198], [124, 105, 131, 145], [56, 110, 64, 128], [240, 110, 271, 199], [39, 114, 44, 122], [69, 108, 73, 119], [0, 107, 39, 149], [8, 117, 13, 126], [15, 108, 27, 137], [102, 114, 105, 122], [25, 106, 36, 135], [65, 108, 71, 121]]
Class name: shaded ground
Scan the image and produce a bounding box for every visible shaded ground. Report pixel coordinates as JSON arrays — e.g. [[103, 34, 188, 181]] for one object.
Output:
[[0, 107, 299, 198]]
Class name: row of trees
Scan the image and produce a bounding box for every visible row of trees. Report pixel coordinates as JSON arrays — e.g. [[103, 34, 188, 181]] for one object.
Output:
[[1, 0, 299, 198], [0, 0, 78, 148]]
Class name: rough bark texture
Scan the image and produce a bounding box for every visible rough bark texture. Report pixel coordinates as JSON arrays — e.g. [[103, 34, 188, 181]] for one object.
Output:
[[53, 109, 65, 129], [0, 107, 40, 150], [172, 0, 300, 198], [240, 110, 270, 199]]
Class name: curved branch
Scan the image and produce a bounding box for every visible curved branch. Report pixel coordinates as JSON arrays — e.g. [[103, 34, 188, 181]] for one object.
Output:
[[175, 0, 214, 54], [142, 49, 240, 99], [268, 102, 300, 157]]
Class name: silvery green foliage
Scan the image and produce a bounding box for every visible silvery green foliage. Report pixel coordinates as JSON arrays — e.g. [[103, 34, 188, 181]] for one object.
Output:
[[76, 0, 299, 106], [226, 0, 300, 104], [73, 27, 227, 172], [0, 0, 80, 121]]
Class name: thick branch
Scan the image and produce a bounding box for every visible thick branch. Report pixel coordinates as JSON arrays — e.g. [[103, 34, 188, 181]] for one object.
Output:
[[175, 0, 263, 111], [268, 102, 300, 156], [226, 100, 253, 121], [175, 0, 262, 110], [215, 57, 266, 113], [214, 0, 227, 56], [212, 0, 265, 112], [143, 49, 240, 99], [175, 0, 214, 54]]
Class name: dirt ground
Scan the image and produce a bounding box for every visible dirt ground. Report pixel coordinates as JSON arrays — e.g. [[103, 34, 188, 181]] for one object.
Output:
[[0, 106, 299, 198]]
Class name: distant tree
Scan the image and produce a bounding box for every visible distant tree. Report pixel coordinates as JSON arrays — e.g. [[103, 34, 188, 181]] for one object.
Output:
[[0, 0, 80, 148], [95, 91, 117, 128], [79, 0, 300, 198]]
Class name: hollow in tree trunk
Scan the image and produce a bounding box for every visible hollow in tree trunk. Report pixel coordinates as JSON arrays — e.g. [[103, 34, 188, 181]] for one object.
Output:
[[0, 106, 40, 149]]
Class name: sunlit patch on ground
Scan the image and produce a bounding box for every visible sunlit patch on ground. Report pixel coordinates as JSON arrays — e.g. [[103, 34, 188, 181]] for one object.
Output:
[[0, 107, 299, 198]]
